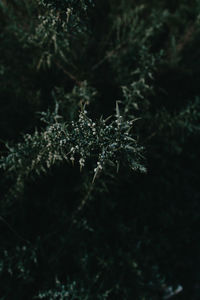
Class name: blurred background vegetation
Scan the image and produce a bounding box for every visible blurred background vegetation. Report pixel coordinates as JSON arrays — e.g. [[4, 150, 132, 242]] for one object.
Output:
[[0, 0, 200, 299]]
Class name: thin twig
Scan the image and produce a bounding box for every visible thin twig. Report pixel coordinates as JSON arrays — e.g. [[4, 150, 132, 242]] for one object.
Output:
[[0, 216, 31, 244], [176, 24, 195, 53], [71, 182, 94, 224], [91, 42, 126, 71], [55, 60, 82, 86]]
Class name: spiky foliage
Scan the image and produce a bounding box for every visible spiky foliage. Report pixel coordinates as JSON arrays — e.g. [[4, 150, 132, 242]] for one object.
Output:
[[0, 102, 145, 198]]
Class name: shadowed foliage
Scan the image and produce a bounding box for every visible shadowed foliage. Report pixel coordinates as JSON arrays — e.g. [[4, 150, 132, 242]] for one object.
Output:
[[0, 0, 200, 299]]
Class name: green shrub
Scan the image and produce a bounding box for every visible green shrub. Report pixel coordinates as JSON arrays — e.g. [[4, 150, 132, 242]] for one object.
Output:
[[0, 0, 200, 299]]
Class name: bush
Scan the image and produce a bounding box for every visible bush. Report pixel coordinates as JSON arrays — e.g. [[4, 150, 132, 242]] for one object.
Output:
[[0, 0, 200, 299]]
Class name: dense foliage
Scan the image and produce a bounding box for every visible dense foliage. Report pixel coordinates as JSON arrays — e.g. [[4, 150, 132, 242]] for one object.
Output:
[[1, 0, 200, 299]]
